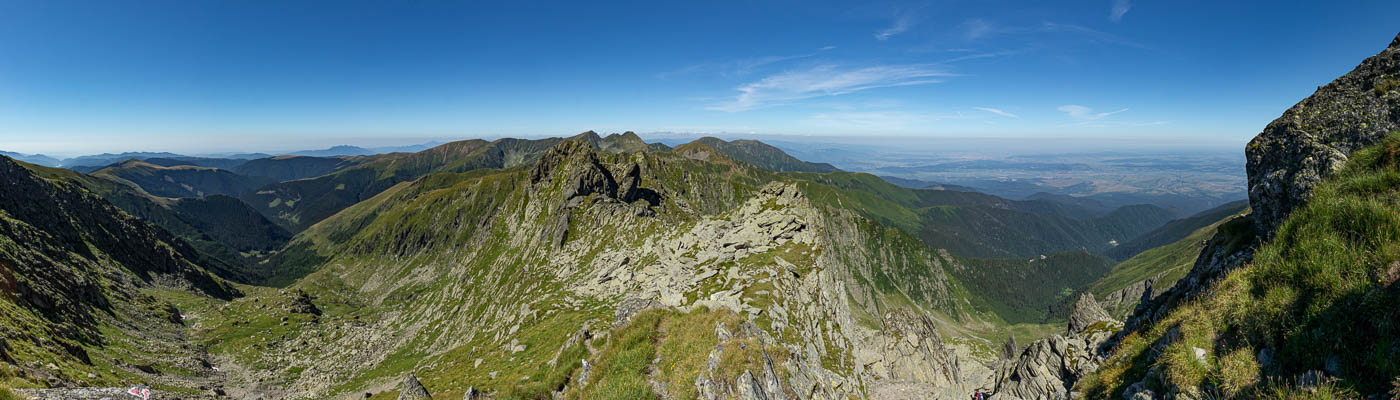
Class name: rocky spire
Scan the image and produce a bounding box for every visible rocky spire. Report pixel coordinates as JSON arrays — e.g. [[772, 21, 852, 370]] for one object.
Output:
[[1000, 332, 1020, 360], [1067, 293, 1113, 334]]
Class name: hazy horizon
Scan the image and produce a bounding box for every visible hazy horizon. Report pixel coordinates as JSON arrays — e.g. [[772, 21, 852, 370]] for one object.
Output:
[[3, 1, 1398, 156], [2, 131, 1250, 159]]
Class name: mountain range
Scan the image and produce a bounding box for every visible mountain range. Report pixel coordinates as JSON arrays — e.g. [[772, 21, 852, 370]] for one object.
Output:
[[0, 142, 444, 169], [1, 32, 1399, 400]]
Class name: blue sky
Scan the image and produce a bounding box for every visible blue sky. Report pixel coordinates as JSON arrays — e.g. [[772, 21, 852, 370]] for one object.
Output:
[[1, 0, 1397, 155]]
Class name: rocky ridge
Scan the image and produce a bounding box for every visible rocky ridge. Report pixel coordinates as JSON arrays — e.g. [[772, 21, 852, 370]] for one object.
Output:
[[191, 139, 986, 399]]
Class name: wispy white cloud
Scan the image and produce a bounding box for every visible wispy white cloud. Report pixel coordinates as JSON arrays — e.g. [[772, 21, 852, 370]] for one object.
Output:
[[820, 45, 837, 51], [875, 12, 917, 40], [1110, 0, 1133, 23], [940, 49, 1024, 63], [974, 107, 1018, 118], [1058, 105, 1128, 120], [657, 53, 816, 79], [709, 64, 953, 112], [808, 111, 928, 130], [1038, 22, 1148, 49], [963, 18, 994, 40], [956, 19, 1148, 49]]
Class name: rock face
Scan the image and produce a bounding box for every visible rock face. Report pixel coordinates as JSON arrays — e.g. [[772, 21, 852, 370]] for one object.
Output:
[[1067, 293, 1112, 334], [1097, 277, 1157, 320], [529, 139, 651, 246], [1247, 32, 1400, 237], [397, 373, 432, 400], [529, 139, 620, 201], [992, 294, 1120, 400]]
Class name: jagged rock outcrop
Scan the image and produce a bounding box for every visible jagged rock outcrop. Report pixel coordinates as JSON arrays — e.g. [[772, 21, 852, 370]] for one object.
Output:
[[529, 140, 653, 246], [1067, 293, 1112, 334], [397, 373, 431, 400], [1097, 277, 1157, 320], [993, 294, 1120, 400], [568, 181, 964, 398], [1081, 33, 1400, 400], [1247, 32, 1400, 237], [616, 162, 643, 203], [1000, 333, 1020, 361], [529, 139, 620, 201]]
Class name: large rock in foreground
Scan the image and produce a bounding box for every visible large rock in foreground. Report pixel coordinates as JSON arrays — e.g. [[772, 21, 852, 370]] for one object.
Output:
[[1247, 33, 1400, 237], [991, 294, 1120, 400]]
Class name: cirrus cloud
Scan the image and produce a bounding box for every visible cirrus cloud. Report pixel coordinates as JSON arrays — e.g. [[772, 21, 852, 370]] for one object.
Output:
[[1057, 104, 1127, 120], [974, 107, 1019, 118], [709, 64, 953, 112], [1110, 0, 1133, 22]]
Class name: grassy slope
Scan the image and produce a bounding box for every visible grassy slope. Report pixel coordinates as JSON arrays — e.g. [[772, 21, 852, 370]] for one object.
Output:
[[949, 251, 1115, 324], [20, 162, 289, 282], [1105, 200, 1250, 261], [1088, 206, 1250, 300], [231, 155, 366, 182], [241, 137, 588, 233], [786, 171, 1174, 259], [693, 137, 840, 173], [92, 160, 272, 198], [0, 156, 238, 394], [1083, 133, 1400, 398]]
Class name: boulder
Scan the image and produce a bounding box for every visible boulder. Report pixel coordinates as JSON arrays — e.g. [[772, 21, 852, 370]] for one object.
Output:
[[397, 373, 431, 400]]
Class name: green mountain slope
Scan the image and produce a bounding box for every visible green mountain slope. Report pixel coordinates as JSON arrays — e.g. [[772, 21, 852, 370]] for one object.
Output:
[[1090, 206, 1251, 301], [787, 172, 1175, 259], [22, 162, 291, 282], [241, 137, 573, 233], [0, 155, 238, 395], [241, 132, 676, 234], [231, 155, 367, 182], [1086, 132, 1400, 397], [92, 159, 272, 198], [693, 137, 840, 173], [1104, 200, 1249, 261], [948, 250, 1115, 324]]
